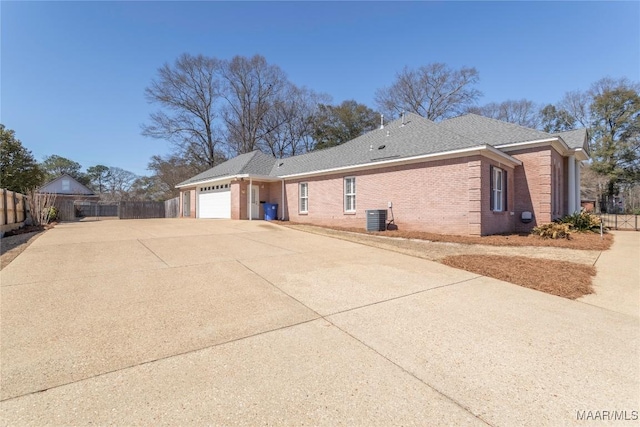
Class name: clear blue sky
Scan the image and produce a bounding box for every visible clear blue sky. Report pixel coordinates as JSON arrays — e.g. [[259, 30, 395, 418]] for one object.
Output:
[[2, 1, 639, 177]]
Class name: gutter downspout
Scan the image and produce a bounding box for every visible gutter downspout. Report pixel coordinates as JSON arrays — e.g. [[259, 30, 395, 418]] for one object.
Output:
[[249, 177, 253, 220]]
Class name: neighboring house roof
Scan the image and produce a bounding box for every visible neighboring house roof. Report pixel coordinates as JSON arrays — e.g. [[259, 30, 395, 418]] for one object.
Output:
[[440, 113, 553, 146], [38, 173, 96, 195], [177, 150, 275, 186]]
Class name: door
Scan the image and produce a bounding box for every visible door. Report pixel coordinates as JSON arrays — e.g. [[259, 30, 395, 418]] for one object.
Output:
[[249, 185, 259, 219], [183, 191, 191, 217]]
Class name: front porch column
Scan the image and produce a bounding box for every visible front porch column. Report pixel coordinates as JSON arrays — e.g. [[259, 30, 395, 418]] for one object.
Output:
[[575, 161, 581, 212], [568, 155, 576, 214]]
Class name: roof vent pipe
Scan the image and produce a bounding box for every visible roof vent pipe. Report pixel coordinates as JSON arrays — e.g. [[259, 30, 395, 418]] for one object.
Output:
[[380, 114, 384, 130], [401, 111, 405, 126]]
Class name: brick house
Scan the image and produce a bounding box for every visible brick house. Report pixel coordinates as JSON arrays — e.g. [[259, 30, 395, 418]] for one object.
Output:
[[176, 113, 589, 235]]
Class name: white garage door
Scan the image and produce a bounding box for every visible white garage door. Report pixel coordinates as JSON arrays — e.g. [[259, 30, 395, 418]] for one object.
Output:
[[198, 185, 231, 219]]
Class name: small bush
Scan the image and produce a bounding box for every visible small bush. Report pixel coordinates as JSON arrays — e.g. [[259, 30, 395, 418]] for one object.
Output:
[[532, 222, 572, 239], [559, 211, 601, 232], [43, 206, 57, 223]]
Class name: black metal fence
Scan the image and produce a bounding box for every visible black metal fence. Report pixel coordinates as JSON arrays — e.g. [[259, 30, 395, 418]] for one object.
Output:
[[598, 213, 639, 231]]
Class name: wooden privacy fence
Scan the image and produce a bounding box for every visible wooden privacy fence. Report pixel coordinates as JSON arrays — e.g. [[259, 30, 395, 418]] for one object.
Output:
[[118, 201, 165, 219], [56, 200, 179, 220], [0, 189, 28, 234], [119, 198, 179, 219], [165, 197, 179, 218], [56, 200, 76, 221]]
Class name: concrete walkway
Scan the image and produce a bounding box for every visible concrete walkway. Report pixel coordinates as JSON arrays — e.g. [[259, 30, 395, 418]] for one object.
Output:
[[1, 219, 638, 426], [579, 231, 640, 317]]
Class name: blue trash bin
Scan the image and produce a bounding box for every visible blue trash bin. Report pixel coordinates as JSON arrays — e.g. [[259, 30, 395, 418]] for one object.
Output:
[[264, 203, 278, 221]]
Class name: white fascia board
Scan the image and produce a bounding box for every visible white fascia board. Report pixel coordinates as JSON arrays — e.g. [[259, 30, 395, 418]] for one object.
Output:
[[278, 145, 522, 180], [176, 173, 281, 189], [175, 175, 238, 189], [497, 137, 590, 162], [235, 174, 281, 182], [495, 137, 571, 154], [573, 148, 589, 162]]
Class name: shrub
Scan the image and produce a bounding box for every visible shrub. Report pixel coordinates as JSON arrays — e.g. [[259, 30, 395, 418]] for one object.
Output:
[[532, 222, 572, 239], [559, 211, 601, 232], [43, 206, 57, 223]]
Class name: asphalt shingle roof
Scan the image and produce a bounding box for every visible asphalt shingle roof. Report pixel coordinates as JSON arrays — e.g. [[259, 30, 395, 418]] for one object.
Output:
[[178, 113, 589, 186], [177, 150, 275, 186], [554, 128, 588, 150], [270, 113, 482, 176], [440, 114, 553, 146]]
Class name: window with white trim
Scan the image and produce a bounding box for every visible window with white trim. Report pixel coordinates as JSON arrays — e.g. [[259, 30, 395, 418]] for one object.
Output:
[[344, 177, 356, 212], [299, 182, 308, 213], [490, 166, 507, 212]]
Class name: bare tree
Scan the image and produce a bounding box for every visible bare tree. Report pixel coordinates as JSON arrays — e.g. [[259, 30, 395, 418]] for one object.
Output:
[[259, 85, 329, 157], [142, 54, 223, 168], [375, 63, 481, 121], [557, 90, 591, 129], [219, 55, 289, 155], [27, 191, 57, 226], [103, 167, 138, 202], [148, 154, 207, 199], [466, 99, 541, 128]]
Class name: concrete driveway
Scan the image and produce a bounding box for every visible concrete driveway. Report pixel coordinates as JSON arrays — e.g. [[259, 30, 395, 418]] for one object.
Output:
[[1, 219, 638, 426]]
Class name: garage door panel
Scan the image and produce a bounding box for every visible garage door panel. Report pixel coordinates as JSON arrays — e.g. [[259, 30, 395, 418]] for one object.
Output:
[[199, 190, 231, 219]]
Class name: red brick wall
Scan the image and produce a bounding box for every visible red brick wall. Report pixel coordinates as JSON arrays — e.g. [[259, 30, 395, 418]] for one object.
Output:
[[480, 159, 516, 236], [230, 182, 242, 220], [551, 149, 565, 219], [231, 180, 279, 219], [510, 147, 567, 233], [183, 146, 566, 236], [282, 157, 488, 235]]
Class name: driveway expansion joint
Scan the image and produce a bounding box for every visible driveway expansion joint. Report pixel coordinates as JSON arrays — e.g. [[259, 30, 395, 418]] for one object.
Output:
[[0, 316, 323, 403], [235, 259, 491, 425], [324, 275, 484, 318], [137, 239, 171, 267]]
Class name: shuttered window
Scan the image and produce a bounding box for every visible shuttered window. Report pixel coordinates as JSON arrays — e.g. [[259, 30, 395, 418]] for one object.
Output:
[[490, 166, 507, 212], [344, 177, 356, 212], [299, 182, 308, 213]]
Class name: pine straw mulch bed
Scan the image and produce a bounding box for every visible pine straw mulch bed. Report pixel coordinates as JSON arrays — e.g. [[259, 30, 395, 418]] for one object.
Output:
[[306, 225, 613, 251], [441, 255, 596, 299], [284, 222, 608, 299]]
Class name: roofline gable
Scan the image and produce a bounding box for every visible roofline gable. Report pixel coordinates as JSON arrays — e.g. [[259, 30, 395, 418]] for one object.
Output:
[[38, 173, 96, 195]]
